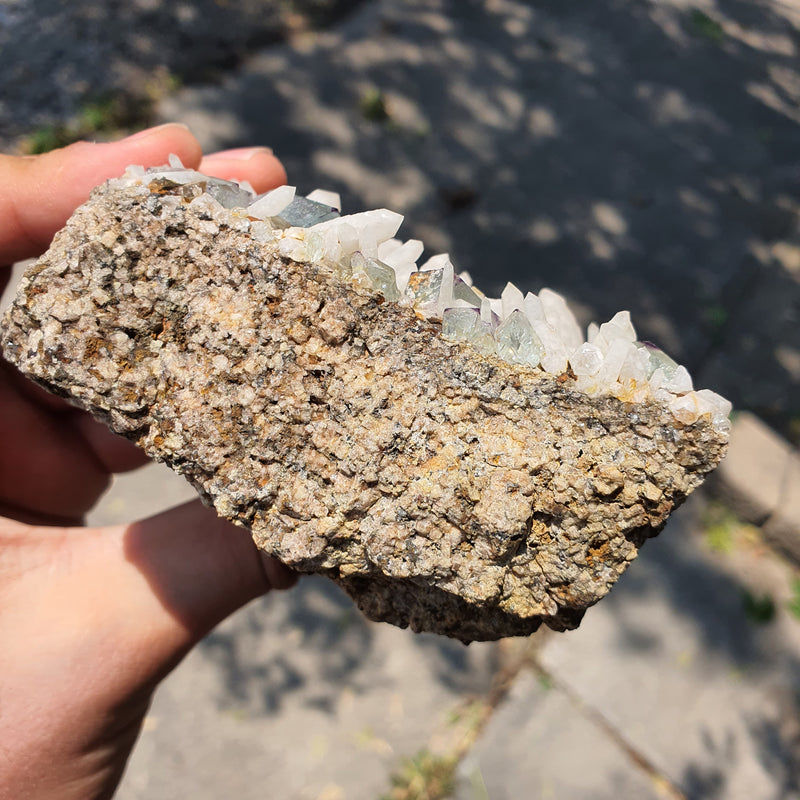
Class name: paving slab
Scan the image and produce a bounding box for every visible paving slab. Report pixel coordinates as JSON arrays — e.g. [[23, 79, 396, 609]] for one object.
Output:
[[87, 462, 198, 527], [455, 671, 664, 800], [538, 498, 800, 800], [710, 411, 795, 524], [113, 575, 496, 800], [764, 450, 800, 564]]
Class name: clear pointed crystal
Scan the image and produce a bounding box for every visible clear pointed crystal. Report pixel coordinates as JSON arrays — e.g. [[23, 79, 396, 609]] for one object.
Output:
[[638, 343, 679, 380], [278, 196, 339, 227], [441, 308, 496, 354], [523, 292, 546, 324], [569, 343, 604, 376], [248, 185, 296, 218], [393, 263, 418, 293], [305, 231, 325, 262], [594, 338, 634, 389], [145, 168, 209, 185], [377, 238, 404, 260], [480, 298, 499, 329], [592, 310, 636, 355], [309, 209, 403, 245], [363, 258, 400, 302], [694, 389, 732, 425], [204, 179, 256, 209], [420, 253, 452, 272], [532, 320, 569, 374], [382, 239, 424, 268], [501, 282, 525, 318], [607, 311, 637, 341], [468, 321, 498, 355], [306, 188, 341, 210], [664, 365, 693, 394], [406, 268, 445, 316], [669, 394, 699, 424], [618, 344, 650, 384], [351, 253, 400, 301], [337, 223, 359, 254], [540, 288, 583, 351], [442, 307, 480, 341]]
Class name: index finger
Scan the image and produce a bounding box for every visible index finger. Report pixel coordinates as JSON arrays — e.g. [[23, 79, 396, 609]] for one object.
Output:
[[0, 123, 203, 264]]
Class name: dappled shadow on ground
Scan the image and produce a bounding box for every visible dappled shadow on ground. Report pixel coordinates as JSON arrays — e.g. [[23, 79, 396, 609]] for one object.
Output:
[[0, 0, 368, 148], [200, 577, 373, 714], [587, 498, 800, 799], [197, 574, 497, 716], [168, 0, 800, 437]]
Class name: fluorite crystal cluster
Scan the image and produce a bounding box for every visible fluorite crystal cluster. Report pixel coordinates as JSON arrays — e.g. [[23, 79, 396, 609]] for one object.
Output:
[[0, 160, 731, 641], [135, 158, 729, 433]]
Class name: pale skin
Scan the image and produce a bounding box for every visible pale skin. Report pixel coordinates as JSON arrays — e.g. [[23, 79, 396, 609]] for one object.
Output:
[[0, 124, 297, 800]]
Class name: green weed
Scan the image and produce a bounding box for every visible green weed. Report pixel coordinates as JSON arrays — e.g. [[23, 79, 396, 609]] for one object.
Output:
[[689, 9, 726, 43], [360, 88, 390, 122], [742, 589, 776, 625], [382, 749, 457, 800], [788, 578, 800, 620], [701, 501, 740, 554]]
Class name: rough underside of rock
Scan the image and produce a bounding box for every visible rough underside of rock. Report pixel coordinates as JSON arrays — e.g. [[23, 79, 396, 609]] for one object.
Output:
[[0, 178, 729, 642]]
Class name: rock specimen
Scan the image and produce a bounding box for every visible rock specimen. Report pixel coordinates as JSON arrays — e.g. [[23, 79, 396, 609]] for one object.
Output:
[[0, 161, 730, 642]]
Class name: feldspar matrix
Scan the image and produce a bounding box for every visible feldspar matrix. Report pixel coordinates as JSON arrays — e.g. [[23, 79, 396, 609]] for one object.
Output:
[[1, 160, 730, 641]]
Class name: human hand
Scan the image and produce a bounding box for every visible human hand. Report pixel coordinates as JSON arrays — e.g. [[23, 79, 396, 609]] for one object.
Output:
[[0, 124, 296, 800]]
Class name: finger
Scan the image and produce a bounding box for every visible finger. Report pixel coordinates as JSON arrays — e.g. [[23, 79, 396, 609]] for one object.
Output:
[[259, 551, 299, 591], [73, 413, 151, 474], [0, 361, 109, 519], [114, 501, 293, 653], [200, 146, 287, 192], [0, 123, 203, 263], [1, 357, 149, 475]]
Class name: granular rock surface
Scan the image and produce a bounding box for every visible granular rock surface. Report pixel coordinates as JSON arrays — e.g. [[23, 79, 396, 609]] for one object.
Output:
[[0, 179, 729, 641]]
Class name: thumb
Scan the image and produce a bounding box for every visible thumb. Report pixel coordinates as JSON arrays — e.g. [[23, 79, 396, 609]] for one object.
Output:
[[0, 123, 203, 264], [115, 501, 296, 664], [0, 502, 294, 800], [5, 500, 293, 692]]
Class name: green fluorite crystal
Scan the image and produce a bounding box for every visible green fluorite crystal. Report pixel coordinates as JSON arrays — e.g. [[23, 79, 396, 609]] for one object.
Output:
[[495, 310, 544, 368]]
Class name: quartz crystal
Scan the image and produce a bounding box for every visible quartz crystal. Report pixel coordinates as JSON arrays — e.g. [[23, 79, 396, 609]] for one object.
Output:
[[248, 185, 296, 218], [306, 188, 341, 210], [0, 160, 731, 642]]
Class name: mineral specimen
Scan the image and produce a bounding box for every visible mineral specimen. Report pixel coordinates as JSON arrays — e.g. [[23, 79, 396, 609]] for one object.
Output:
[[0, 159, 730, 642]]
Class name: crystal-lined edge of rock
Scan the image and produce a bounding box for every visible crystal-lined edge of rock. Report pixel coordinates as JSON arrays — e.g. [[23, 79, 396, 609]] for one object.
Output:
[[0, 162, 730, 642]]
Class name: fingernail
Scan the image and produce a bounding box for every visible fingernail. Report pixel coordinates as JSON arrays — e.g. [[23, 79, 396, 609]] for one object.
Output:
[[124, 123, 191, 142], [209, 146, 275, 160]]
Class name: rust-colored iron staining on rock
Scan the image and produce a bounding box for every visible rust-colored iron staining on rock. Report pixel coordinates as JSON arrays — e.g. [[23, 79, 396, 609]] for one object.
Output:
[[1, 174, 729, 642]]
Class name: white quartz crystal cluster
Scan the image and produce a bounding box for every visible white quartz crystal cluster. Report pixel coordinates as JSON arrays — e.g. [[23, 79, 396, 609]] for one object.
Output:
[[120, 159, 732, 432]]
